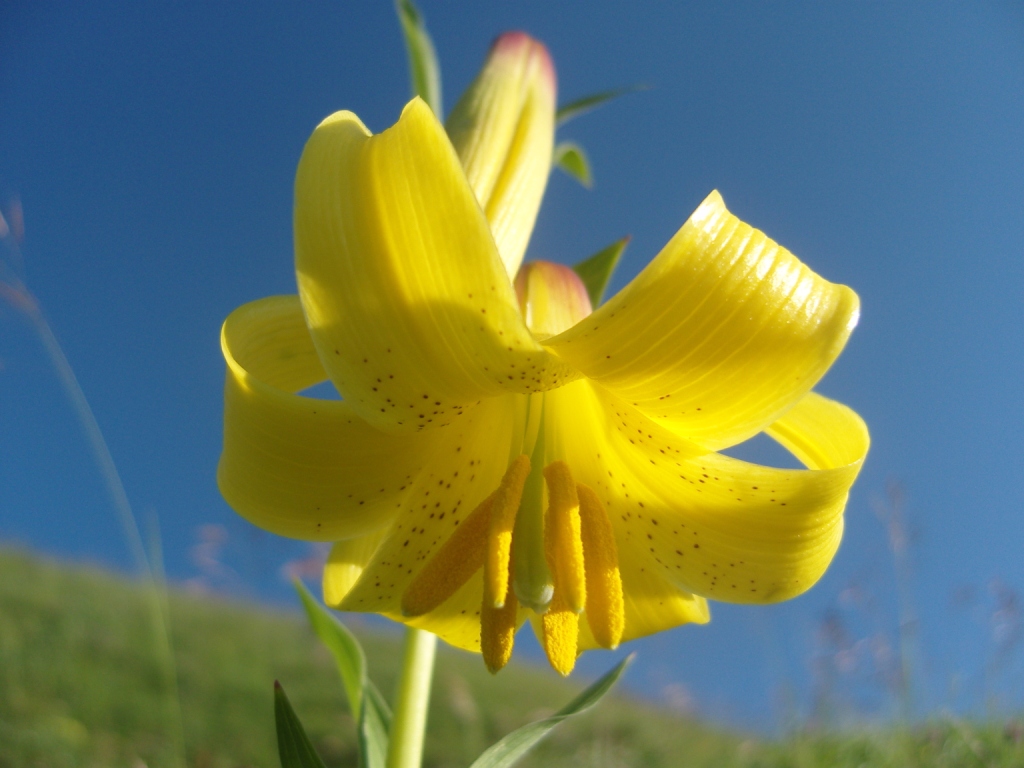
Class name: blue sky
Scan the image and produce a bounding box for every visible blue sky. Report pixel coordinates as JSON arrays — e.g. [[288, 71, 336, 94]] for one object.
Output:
[[2, 2, 1023, 730]]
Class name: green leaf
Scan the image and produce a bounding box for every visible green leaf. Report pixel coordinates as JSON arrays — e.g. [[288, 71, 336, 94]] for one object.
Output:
[[573, 236, 630, 307], [552, 142, 593, 188], [274, 681, 328, 768], [555, 85, 647, 127], [294, 579, 366, 718], [394, 0, 442, 116], [294, 581, 391, 768], [467, 654, 634, 768], [358, 681, 392, 768]]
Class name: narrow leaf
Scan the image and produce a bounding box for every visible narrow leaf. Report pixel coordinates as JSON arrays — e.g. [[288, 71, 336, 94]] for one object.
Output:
[[573, 236, 630, 307], [556, 85, 646, 127], [394, 0, 442, 116], [358, 681, 392, 768], [552, 142, 592, 188], [467, 655, 634, 768], [295, 579, 366, 719], [275, 681, 328, 768]]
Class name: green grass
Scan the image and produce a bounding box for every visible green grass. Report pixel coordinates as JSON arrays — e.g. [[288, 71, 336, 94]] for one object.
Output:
[[1, 547, 1022, 768], [0, 548, 736, 767]]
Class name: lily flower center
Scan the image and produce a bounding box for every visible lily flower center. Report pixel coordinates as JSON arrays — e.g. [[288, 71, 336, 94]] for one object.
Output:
[[400, 453, 625, 676], [400, 261, 620, 675]]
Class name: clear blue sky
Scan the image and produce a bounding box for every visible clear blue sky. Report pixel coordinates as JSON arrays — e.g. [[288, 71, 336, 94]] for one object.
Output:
[[2, 1, 1023, 730]]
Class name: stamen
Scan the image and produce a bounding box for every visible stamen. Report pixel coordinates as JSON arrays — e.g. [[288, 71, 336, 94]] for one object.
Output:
[[577, 484, 625, 649], [542, 461, 586, 613], [485, 455, 531, 608], [540, 593, 581, 675], [401, 492, 494, 617], [481, 546, 518, 673], [541, 587, 579, 676], [540, 461, 585, 676]]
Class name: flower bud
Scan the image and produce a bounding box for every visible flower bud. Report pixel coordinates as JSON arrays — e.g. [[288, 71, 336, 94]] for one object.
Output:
[[514, 260, 593, 339], [446, 32, 556, 278]]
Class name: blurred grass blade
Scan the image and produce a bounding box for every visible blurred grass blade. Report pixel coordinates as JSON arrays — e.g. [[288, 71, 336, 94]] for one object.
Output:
[[395, 0, 442, 116], [552, 142, 592, 188], [359, 681, 392, 768], [556, 85, 645, 126], [295, 579, 366, 718], [467, 654, 633, 768], [1, 221, 186, 767], [573, 236, 630, 307], [275, 681, 328, 768]]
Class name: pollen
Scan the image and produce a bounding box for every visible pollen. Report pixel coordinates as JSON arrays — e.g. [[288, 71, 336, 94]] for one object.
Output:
[[481, 546, 518, 673], [577, 483, 624, 649], [400, 492, 493, 617], [540, 588, 579, 676], [543, 461, 586, 613], [485, 455, 530, 608]]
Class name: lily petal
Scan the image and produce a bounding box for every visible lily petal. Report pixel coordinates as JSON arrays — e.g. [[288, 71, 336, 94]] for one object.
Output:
[[294, 99, 574, 433], [547, 191, 860, 450], [446, 32, 556, 277], [338, 393, 524, 648], [218, 296, 437, 540], [542, 379, 868, 614], [323, 529, 389, 607]]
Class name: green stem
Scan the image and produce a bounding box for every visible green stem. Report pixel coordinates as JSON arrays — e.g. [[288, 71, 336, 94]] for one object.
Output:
[[387, 627, 437, 768]]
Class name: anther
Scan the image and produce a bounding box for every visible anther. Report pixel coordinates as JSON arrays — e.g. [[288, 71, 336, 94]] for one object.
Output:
[[401, 493, 494, 617], [543, 462, 586, 613], [577, 483, 625, 649], [481, 545, 518, 673], [485, 455, 531, 608]]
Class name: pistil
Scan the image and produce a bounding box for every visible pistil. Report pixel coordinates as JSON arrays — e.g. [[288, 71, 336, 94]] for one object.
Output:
[[511, 433, 554, 612]]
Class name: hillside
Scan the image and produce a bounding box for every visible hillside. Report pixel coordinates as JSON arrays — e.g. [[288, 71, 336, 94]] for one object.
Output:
[[3, 548, 1023, 768], [0, 548, 737, 767]]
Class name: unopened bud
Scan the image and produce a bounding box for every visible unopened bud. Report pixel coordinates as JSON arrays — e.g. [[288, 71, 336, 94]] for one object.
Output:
[[514, 260, 592, 339], [446, 32, 556, 278]]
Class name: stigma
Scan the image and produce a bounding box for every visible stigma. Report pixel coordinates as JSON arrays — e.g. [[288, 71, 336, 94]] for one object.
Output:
[[400, 454, 624, 675]]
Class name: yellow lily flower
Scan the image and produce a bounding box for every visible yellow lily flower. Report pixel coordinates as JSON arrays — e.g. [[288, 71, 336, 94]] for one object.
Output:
[[218, 33, 868, 676]]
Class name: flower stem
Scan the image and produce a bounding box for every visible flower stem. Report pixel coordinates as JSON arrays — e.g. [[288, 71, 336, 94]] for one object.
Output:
[[387, 626, 437, 768]]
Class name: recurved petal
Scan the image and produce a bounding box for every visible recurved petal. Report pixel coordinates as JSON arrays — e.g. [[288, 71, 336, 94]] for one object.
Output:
[[337, 393, 525, 649], [546, 191, 860, 450], [446, 32, 556, 277], [294, 99, 574, 433], [218, 296, 437, 540], [542, 379, 868, 610]]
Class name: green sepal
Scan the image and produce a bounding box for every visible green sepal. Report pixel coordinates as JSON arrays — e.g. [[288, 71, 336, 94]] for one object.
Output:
[[394, 0, 442, 116], [573, 236, 630, 307], [467, 654, 634, 768], [274, 681, 328, 768], [552, 142, 593, 188], [556, 85, 646, 127]]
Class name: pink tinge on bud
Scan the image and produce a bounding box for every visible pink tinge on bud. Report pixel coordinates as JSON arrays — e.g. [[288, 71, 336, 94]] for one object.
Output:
[[514, 261, 593, 339], [490, 31, 556, 99]]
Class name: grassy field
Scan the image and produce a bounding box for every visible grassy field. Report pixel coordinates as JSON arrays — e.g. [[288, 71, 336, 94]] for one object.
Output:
[[1, 548, 1022, 768]]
